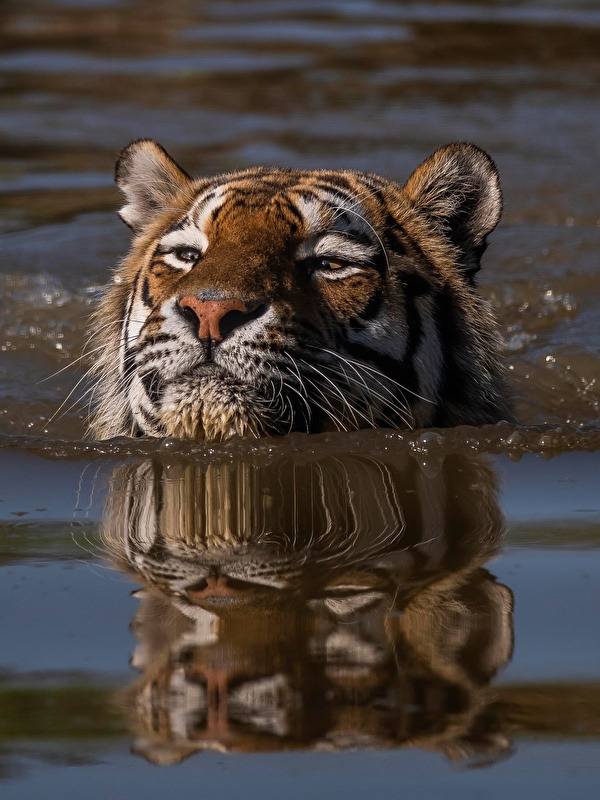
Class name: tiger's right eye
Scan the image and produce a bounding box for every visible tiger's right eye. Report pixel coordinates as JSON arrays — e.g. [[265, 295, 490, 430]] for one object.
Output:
[[174, 246, 201, 264]]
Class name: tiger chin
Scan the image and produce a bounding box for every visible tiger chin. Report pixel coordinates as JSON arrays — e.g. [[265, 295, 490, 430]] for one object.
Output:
[[160, 372, 263, 440], [89, 138, 512, 441]]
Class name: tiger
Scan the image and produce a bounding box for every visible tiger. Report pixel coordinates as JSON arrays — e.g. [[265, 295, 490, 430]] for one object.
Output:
[[89, 138, 512, 440], [101, 450, 513, 764]]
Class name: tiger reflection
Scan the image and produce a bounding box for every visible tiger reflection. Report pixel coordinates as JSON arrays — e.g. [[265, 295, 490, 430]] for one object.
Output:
[[102, 449, 513, 765]]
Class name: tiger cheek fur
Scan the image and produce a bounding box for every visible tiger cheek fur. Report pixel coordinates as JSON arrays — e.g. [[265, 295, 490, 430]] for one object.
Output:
[[88, 138, 512, 441]]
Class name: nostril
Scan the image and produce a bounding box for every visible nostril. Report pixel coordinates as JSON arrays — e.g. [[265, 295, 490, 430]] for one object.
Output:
[[246, 301, 268, 318], [219, 302, 268, 340], [177, 301, 200, 327], [219, 308, 247, 340]]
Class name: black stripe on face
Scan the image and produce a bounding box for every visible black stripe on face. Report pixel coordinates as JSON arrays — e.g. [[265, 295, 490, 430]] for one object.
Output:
[[296, 188, 323, 205], [311, 174, 357, 193], [139, 402, 164, 433], [200, 190, 216, 205], [432, 284, 465, 425], [140, 369, 162, 405], [356, 288, 383, 321], [135, 348, 175, 371], [141, 277, 153, 308], [341, 228, 373, 248], [210, 194, 259, 228], [345, 277, 430, 410], [365, 186, 405, 257], [210, 200, 226, 224], [137, 332, 177, 349], [277, 196, 304, 230], [189, 188, 218, 225], [166, 216, 190, 234], [149, 259, 176, 278], [311, 181, 356, 203], [318, 204, 388, 273]]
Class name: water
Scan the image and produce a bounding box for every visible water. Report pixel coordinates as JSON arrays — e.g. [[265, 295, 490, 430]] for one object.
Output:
[[1, 442, 600, 796], [1, 0, 599, 796]]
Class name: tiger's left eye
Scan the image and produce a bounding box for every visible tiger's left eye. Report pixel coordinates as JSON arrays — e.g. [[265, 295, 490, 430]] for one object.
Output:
[[174, 246, 201, 264], [316, 258, 345, 271]]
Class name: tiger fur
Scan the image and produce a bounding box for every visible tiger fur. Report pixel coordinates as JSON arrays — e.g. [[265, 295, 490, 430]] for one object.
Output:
[[89, 139, 511, 440]]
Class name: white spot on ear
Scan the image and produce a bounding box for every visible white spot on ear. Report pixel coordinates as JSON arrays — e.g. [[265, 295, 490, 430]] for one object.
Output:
[[118, 204, 141, 229], [115, 139, 191, 231]]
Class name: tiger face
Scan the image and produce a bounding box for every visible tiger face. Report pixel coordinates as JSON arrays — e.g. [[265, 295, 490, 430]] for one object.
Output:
[[90, 139, 511, 440]]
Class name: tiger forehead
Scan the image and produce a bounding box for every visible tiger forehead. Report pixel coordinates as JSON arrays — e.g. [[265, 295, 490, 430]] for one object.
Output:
[[176, 171, 386, 242]]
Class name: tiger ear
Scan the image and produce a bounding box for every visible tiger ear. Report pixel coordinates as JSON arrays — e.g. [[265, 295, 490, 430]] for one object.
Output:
[[403, 143, 502, 277], [115, 139, 192, 231]]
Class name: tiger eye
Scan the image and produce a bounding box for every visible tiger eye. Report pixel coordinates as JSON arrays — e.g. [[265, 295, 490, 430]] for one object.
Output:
[[318, 258, 345, 270], [174, 246, 201, 264]]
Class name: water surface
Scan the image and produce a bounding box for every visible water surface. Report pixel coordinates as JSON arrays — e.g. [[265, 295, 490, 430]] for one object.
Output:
[[1, 440, 600, 796]]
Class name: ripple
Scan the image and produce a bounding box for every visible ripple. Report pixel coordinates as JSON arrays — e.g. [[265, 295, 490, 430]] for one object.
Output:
[[2, 424, 600, 463]]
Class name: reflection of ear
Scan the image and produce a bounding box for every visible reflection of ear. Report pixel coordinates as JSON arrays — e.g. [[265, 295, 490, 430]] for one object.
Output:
[[467, 578, 514, 683], [115, 139, 192, 231], [389, 568, 514, 765], [403, 143, 502, 280], [132, 739, 199, 767], [398, 568, 513, 689]]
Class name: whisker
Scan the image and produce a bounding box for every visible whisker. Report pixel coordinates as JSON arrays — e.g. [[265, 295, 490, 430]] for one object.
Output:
[[307, 344, 433, 405], [315, 359, 414, 429], [299, 357, 376, 430]]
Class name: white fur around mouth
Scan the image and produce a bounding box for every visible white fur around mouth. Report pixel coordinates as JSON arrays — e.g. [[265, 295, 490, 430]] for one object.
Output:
[[157, 372, 270, 441]]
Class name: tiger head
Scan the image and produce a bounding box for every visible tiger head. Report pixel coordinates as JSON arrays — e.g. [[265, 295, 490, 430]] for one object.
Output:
[[90, 139, 510, 440]]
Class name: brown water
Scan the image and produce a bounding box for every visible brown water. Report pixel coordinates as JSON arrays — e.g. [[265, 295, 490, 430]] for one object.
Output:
[[1, 0, 600, 797]]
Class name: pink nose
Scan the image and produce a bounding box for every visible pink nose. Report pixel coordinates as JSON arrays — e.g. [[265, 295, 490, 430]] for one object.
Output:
[[177, 296, 252, 342]]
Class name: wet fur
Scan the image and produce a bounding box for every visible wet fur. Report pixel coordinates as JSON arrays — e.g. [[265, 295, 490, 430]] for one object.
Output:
[[89, 140, 512, 440]]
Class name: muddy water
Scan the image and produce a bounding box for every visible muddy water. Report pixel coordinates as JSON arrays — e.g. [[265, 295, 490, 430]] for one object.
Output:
[[1, 0, 600, 797]]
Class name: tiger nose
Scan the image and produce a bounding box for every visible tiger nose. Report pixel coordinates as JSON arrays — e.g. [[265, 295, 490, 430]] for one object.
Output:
[[177, 295, 266, 342]]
